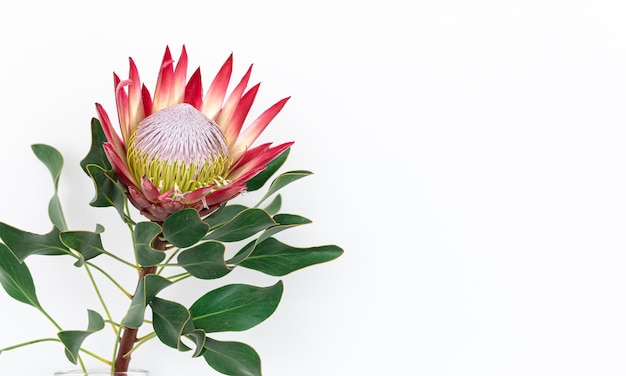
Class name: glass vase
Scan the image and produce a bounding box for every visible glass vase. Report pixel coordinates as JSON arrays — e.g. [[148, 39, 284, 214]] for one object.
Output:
[[53, 370, 149, 376]]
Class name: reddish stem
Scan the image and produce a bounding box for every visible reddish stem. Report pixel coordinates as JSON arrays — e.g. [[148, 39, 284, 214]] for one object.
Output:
[[114, 237, 167, 372]]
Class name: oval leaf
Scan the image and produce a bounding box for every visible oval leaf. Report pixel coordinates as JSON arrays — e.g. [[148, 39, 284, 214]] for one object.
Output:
[[203, 337, 261, 376], [0, 224, 68, 261], [124, 274, 172, 328], [245, 147, 290, 192], [80, 118, 112, 173], [256, 170, 312, 206], [85, 164, 127, 221], [204, 205, 247, 229], [239, 237, 343, 276], [134, 222, 165, 267], [177, 241, 231, 280], [0, 243, 41, 308], [33, 143, 68, 231], [151, 297, 194, 351], [190, 281, 283, 333], [60, 226, 106, 267], [162, 209, 209, 248], [205, 208, 276, 243], [58, 309, 105, 364]]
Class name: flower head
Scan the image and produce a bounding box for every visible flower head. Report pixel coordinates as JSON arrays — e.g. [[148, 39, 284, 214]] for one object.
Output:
[[96, 46, 293, 221]]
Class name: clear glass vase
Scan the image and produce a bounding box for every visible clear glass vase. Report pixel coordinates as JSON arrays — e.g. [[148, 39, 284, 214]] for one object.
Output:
[[53, 370, 149, 376]]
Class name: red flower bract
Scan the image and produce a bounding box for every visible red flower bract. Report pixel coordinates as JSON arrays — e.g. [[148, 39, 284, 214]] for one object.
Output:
[[95, 45, 293, 222]]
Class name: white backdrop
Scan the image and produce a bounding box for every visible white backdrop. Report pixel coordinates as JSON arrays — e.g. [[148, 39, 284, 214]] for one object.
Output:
[[1, 0, 626, 375]]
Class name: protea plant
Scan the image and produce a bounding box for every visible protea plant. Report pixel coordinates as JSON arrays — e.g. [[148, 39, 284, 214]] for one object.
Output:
[[96, 45, 293, 222]]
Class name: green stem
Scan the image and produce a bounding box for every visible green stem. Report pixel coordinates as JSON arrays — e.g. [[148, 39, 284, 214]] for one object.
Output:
[[36, 306, 62, 331], [156, 247, 181, 275], [85, 261, 134, 298], [0, 337, 60, 352], [84, 263, 117, 334]]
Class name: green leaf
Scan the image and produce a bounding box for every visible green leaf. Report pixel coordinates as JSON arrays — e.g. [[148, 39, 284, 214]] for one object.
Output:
[[0, 224, 69, 261], [263, 194, 281, 215], [190, 281, 283, 333], [80, 118, 112, 173], [162, 209, 209, 248], [204, 205, 247, 230], [205, 208, 276, 243], [124, 274, 172, 328], [227, 214, 312, 265], [58, 310, 105, 364], [203, 337, 261, 376], [32, 144, 68, 231], [177, 241, 231, 280], [0, 243, 41, 308], [84, 164, 127, 221], [134, 222, 165, 267], [255, 170, 312, 206], [60, 225, 106, 267], [150, 297, 194, 351], [239, 237, 343, 276], [245, 147, 290, 192]]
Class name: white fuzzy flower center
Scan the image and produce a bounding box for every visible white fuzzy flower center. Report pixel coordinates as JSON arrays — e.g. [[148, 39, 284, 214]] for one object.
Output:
[[126, 103, 231, 194]]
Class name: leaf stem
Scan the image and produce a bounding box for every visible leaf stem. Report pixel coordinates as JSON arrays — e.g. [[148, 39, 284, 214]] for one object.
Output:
[[84, 263, 117, 334]]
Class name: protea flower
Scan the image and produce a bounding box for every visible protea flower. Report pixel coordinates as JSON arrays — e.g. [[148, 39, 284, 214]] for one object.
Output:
[[95, 46, 293, 222]]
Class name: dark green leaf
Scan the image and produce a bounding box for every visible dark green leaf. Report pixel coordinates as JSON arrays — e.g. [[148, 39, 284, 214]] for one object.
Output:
[[124, 274, 172, 328], [60, 225, 106, 267], [84, 164, 126, 221], [205, 208, 276, 243], [227, 214, 312, 265], [32, 144, 68, 231], [58, 310, 105, 364], [190, 281, 283, 333], [239, 237, 343, 276], [162, 209, 208, 248], [0, 224, 69, 261], [204, 205, 247, 230], [177, 241, 231, 280], [256, 170, 312, 206], [263, 194, 281, 215], [0, 243, 41, 308], [245, 147, 290, 192], [134, 222, 165, 267], [80, 118, 112, 173], [185, 330, 208, 358], [203, 337, 261, 376], [150, 297, 194, 351]]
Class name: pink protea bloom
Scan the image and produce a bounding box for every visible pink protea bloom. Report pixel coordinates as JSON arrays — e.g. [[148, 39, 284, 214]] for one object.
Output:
[[96, 46, 293, 222]]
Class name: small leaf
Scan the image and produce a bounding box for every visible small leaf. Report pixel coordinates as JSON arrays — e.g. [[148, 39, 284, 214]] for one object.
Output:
[[84, 164, 127, 221], [150, 297, 194, 351], [124, 274, 172, 328], [190, 281, 283, 333], [177, 241, 231, 280], [32, 144, 68, 231], [245, 147, 290, 192], [162, 209, 209, 248], [134, 222, 165, 267], [239, 237, 343, 276], [0, 243, 41, 308], [203, 337, 261, 376], [60, 225, 106, 267], [58, 310, 105, 364], [227, 214, 312, 265], [0, 224, 69, 261], [204, 205, 247, 230], [263, 194, 281, 215], [205, 208, 276, 243], [256, 170, 312, 206], [80, 118, 112, 173]]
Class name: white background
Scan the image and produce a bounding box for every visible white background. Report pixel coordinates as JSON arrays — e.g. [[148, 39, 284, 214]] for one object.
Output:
[[1, 0, 626, 375]]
